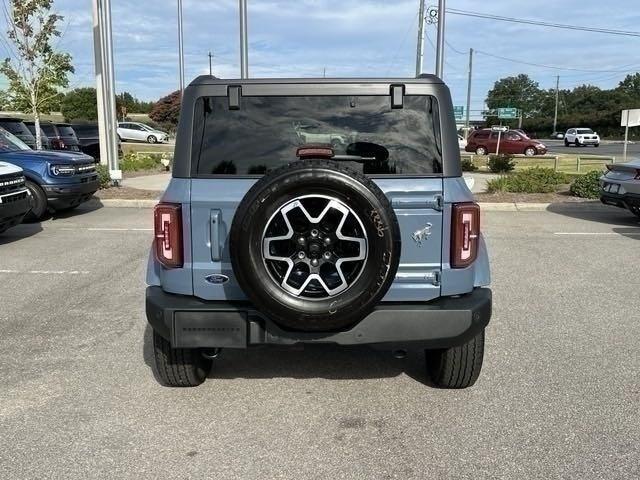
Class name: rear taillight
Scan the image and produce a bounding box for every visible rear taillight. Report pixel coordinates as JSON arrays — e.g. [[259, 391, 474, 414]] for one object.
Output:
[[605, 164, 614, 171], [451, 202, 480, 269], [154, 203, 183, 268]]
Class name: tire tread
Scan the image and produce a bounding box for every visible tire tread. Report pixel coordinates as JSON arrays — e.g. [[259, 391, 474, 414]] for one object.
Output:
[[426, 330, 485, 389], [152, 331, 211, 387]]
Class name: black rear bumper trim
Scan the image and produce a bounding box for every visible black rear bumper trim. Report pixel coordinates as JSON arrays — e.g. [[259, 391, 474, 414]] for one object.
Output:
[[146, 286, 492, 349]]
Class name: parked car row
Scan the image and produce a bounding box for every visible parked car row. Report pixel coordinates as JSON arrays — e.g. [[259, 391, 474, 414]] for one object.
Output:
[[0, 117, 168, 161], [0, 127, 100, 234]]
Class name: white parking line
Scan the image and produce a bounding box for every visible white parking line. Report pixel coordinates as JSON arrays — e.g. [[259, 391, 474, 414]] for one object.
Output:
[[0, 270, 90, 274], [554, 232, 640, 236], [59, 227, 152, 232], [87, 228, 152, 232]]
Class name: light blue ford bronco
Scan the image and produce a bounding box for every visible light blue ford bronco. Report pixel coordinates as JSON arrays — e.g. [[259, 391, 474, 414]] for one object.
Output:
[[146, 77, 491, 388]]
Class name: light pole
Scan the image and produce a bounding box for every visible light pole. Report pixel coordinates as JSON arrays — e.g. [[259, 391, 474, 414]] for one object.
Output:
[[91, 0, 120, 182], [239, 0, 249, 78], [177, 0, 185, 94], [208, 51, 213, 76], [553, 75, 560, 133], [434, 0, 446, 78], [415, 0, 426, 77], [464, 48, 473, 139]]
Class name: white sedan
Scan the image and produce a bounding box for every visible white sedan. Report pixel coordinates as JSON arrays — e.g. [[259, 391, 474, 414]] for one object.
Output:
[[458, 134, 467, 150], [117, 122, 168, 144]]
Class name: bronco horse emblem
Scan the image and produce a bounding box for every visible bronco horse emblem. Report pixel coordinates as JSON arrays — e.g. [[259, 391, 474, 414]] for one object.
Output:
[[411, 223, 433, 247]]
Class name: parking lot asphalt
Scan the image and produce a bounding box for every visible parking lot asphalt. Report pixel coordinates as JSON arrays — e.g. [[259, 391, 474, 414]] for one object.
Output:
[[0, 205, 639, 479]]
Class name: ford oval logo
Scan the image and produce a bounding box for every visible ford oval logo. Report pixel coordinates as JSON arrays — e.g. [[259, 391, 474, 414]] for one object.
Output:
[[205, 274, 229, 285]]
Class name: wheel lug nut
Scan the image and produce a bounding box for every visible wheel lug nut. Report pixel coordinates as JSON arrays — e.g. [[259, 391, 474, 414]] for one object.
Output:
[[298, 251, 305, 259], [311, 259, 319, 267], [311, 229, 319, 238], [323, 252, 331, 260], [297, 237, 306, 245], [324, 237, 331, 245]]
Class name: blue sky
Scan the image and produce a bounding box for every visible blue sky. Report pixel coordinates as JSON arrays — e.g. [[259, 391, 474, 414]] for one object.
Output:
[[3, 0, 640, 117]]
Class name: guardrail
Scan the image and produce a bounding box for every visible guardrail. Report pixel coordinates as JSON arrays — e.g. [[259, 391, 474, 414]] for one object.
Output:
[[460, 153, 615, 173]]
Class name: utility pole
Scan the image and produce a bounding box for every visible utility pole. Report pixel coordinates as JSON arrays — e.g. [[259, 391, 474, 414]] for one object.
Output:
[[415, 0, 426, 77], [553, 75, 560, 133], [239, 0, 249, 79], [464, 47, 473, 139], [91, 0, 120, 182], [434, 0, 446, 78], [177, 0, 185, 94], [208, 51, 213, 75]]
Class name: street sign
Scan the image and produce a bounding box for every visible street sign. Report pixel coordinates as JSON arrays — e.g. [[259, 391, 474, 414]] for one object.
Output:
[[621, 109, 640, 127], [454, 105, 464, 120], [491, 125, 509, 132], [498, 107, 518, 119]]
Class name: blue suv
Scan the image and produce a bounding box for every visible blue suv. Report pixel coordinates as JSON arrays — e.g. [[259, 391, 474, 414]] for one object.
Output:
[[146, 77, 492, 388], [0, 127, 99, 220]]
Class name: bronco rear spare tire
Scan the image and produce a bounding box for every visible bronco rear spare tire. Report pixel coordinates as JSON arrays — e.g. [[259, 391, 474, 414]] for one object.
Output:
[[230, 160, 401, 331]]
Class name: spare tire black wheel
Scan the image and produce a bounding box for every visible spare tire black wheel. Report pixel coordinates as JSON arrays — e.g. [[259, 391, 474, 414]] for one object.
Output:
[[230, 159, 401, 332]]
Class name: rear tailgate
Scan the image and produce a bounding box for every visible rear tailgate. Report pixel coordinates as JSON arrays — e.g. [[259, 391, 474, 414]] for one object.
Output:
[[190, 177, 443, 302]]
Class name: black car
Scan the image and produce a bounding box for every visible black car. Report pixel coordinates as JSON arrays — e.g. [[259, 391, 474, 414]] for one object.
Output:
[[24, 121, 52, 150], [71, 122, 123, 161], [0, 117, 36, 149], [40, 122, 81, 152]]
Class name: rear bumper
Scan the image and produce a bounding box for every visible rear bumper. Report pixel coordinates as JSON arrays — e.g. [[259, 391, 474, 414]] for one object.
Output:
[[42, 178, 99, 209], [146, 286, 492, 349], [600, 191, 640, 209]]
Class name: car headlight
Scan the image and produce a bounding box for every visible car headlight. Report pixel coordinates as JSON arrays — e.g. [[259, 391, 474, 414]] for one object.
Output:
[[50, 164, 76, 176]]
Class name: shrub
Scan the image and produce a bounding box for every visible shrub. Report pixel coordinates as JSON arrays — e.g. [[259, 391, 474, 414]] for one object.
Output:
[[570, 169, 603, 198], [488, 154, 516, 173], [486, 168, 568, 194], [119, 153, 161, 172], [461, 158, 477, 171], [96, 163, 110, 189], [486, 176, 509, 193]]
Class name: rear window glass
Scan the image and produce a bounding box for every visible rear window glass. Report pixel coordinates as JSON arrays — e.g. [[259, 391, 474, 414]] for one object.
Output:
[[72, 124, 98, 136], [576, 129, 594, 134], [192, 95, 443, 176], [57, 125, 76, 137], [41, 124, 57, 136], [0, 120, 31, 136]]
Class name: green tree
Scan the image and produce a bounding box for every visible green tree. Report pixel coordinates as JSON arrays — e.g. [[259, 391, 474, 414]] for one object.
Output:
[[486, 74, 543, 117], [149, 90, 181, 126], [616, 73, 640, 104], [0, 0, 74, 148], [60, 87, 98, 121]]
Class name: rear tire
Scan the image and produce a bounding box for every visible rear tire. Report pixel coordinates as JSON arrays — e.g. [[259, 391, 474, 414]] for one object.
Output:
[[23, 180, 47, 222], [564, 139, 570, 147], [152, 331, 212, 387], [425, 330, 485, 388], [147, 135, 157, 144], [575, 139, 580, 147]]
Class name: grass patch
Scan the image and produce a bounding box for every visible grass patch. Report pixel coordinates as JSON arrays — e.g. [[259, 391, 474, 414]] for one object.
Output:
[[486, 168, 568, 194]]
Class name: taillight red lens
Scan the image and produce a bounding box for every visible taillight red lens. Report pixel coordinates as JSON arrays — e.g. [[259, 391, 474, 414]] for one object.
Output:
[[605, 164, 613, 171], [451, 202, 480, 269], [154, 203, 183, 268]]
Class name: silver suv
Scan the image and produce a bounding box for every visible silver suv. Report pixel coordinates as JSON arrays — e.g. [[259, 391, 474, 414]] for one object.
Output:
[[145, 77, 492, 388]]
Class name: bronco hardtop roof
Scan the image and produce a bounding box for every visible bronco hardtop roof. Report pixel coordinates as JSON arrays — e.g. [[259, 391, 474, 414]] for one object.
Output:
[[188, 75, 444, 87]]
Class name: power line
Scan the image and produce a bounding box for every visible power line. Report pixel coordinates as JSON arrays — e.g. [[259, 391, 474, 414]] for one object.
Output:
[[446, 8, 640, 38], [474, 50, 637, 73]]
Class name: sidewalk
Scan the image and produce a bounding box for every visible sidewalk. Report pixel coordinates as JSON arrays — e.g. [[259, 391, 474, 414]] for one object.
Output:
[[122, 172, 170, 191]]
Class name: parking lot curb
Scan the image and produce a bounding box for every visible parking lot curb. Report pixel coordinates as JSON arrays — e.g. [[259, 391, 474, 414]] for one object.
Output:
[[87, 198, 157, 208], [480, 202, 607, 212]]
